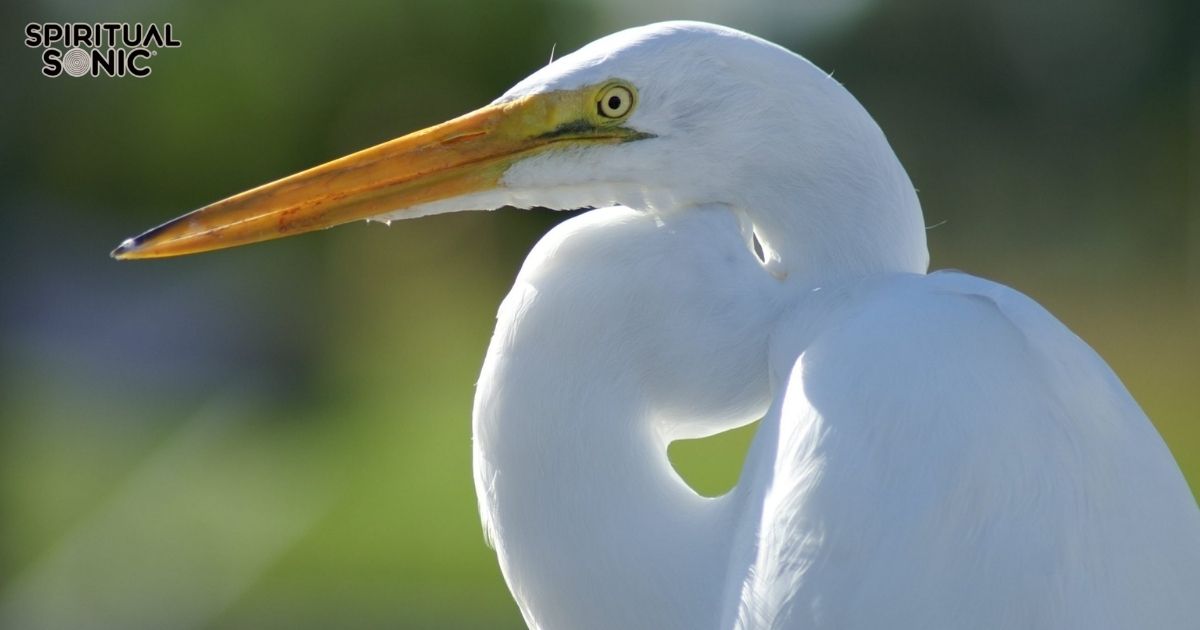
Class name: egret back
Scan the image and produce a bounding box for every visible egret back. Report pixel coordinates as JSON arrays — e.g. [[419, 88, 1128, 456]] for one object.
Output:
[[733, 272, 1200, 629]]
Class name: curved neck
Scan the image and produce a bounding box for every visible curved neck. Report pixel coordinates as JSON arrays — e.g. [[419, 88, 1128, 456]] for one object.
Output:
[[732, 79, 930, 284], [744, 173, 929, 286], [476, 361, 737, 630], [473, 208, 776, 630]]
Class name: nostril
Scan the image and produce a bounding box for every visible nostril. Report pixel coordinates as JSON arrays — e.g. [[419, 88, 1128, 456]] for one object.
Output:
[[441, 131, 488, 145]]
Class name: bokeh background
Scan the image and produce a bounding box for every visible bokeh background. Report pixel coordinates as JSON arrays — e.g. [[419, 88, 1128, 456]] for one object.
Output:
[[2, 0, 1197, 627]]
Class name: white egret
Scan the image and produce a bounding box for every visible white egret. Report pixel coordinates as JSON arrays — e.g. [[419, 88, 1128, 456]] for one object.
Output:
[[113, 21, 1199, 629]]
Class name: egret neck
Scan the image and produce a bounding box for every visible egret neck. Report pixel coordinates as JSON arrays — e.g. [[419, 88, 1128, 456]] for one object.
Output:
[[730, 80, 930, 285], [473, 206, 782, 630]]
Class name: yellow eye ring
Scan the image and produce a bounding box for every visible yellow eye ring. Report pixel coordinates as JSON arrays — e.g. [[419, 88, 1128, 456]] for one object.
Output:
[[597, 84, 634, 119]]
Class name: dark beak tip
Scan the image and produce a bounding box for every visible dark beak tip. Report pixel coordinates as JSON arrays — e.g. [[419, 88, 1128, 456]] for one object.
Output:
[[110, 238, 138, 260]]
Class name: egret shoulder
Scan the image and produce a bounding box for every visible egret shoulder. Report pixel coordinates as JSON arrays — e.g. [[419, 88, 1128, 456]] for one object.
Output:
[[733, 272, 1200, 629]]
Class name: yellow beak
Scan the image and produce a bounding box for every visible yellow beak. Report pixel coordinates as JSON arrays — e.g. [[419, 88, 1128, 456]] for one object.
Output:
[[112, 89, 647, 260]]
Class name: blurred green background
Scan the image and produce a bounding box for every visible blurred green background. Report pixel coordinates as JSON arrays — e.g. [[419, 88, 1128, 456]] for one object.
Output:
[[1, 0, 1197, 627]]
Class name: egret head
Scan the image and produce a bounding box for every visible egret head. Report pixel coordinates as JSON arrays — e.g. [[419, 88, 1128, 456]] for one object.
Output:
[[113, 21, 926, 277], [495, 22, 892, 213]]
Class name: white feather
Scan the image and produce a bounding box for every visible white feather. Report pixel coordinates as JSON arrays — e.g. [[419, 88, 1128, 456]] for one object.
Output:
[[443, 20, 1198, 629]]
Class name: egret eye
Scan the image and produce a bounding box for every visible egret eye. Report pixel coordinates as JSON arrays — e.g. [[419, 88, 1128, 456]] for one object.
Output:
[[597, 84, 634, 119]]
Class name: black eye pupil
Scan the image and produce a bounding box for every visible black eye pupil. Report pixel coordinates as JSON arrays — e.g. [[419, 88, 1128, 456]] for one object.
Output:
[[607, 95, 622, 111]]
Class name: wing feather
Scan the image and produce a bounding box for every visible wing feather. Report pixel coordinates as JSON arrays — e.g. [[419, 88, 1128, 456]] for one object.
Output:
[[733, 272, 1200, 629]]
